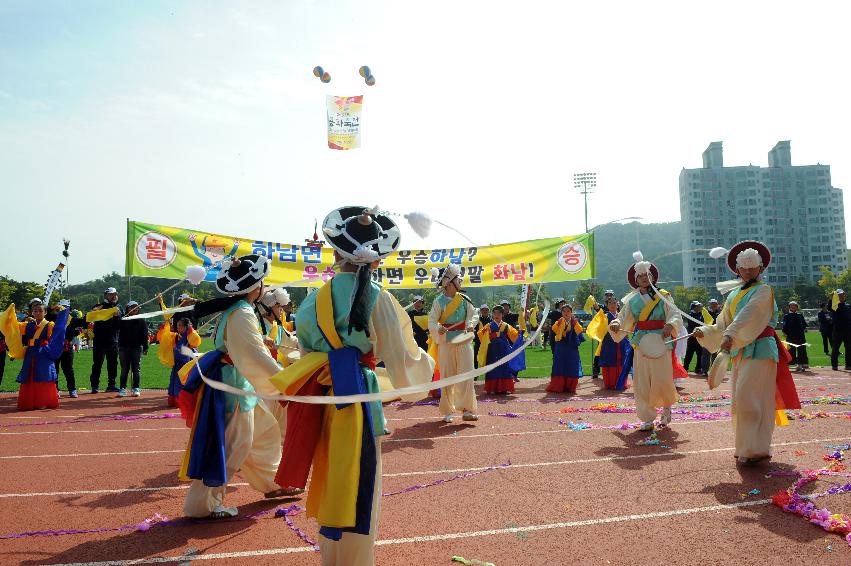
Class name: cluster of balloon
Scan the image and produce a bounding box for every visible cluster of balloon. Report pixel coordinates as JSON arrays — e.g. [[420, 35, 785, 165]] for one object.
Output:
[[313, 65, 331, 83], [358, 65, 376, 86]]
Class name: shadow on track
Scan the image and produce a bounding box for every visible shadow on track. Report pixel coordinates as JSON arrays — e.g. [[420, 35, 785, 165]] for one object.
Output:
[[13, 499, 290, 566], [382, 419, 476, 454], [593, 427, 688, 470]]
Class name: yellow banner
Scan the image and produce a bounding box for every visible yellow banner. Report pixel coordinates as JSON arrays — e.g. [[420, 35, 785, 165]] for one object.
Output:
[[126, 220, 594, 289]]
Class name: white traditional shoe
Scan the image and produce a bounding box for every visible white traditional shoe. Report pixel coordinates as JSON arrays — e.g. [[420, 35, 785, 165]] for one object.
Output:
[[639, 422, 654, 431], [443, 415, 454, 423], [660, 407, 672, 426], [209, 505, 238, 519], [462, 411, 479, 421]]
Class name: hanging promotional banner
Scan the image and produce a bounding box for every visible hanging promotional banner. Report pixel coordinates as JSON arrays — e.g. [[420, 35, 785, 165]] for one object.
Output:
[[327, 95, 362, 150], [126, 220, 594, 289]]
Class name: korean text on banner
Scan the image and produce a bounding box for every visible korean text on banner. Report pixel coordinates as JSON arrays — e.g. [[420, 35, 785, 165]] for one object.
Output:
[[126, 220, 594, 289], [327, 95, 362, 150]]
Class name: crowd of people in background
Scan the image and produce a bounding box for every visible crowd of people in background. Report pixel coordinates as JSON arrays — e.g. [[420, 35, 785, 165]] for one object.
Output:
[[2, 279, 850, 409]]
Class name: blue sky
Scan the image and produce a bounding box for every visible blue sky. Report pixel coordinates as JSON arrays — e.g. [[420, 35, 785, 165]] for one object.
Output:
[[2, 1, 850, 283]]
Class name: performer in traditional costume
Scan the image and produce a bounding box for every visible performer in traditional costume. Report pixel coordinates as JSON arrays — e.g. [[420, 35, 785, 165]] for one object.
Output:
[[256, 287, 299, 368], [477, 305, 519, 394], [270, 206, 434, 565], [599, 297, 632, 390], [179, 254, 290, 519], [429, 263, 479, 423], [156, 316, 201, 407], [695, 241, 800, 465], [0, 298, 69, 410], [546, 304, 585, 394], [472, 304, 492, 369], [609, 255, 683, 431]]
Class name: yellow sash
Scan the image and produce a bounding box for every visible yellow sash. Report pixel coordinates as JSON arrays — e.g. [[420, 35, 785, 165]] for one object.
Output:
[[268, 279, 364, 529], [426, 292, 466, 371], [413, 315, 429, 332], [728, 282, 764, 319], [440, 293, 463, 324], [28, 320, 50, 345], [638, 292, 664, 322]]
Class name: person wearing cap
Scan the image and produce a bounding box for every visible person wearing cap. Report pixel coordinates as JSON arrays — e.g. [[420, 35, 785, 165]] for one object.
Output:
[[599, 296, 632, 390], [683, 301, 707, 376], [591, 290, 617, 379], [429, 263, 479, 423], [472, 304, 492, 368], [477, 304, 519, 394], [694, 241, 801, 465], [501, 300, 519, 329], [88, 287, 124, 393], [256, 287, 298, 368], [116, 301, 149, 397], [179, 253, 292, 520], [268, 206, 435, 564], [547, 303, 585, 394], [158, 316, 201, 404], [546, 298, 566, 350], [408, 295, 430, 351], [829, 288, 851, 370], [0, 298, 70, 410], [609, 254, 682, 431], [781, 301, 808, 372]]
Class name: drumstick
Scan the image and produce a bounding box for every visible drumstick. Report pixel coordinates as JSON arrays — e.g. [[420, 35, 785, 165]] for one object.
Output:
[[664, 332, 695, 345]]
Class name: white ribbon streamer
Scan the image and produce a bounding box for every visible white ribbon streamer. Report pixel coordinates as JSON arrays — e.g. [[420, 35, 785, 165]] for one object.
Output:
[[647, 282, 706, 327], [121, 305, 194, 320], [196, 302, 551, 404]]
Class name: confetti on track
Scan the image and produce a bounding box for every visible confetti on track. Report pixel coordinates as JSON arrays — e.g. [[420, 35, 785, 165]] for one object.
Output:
[[1, 371, 850, 565]]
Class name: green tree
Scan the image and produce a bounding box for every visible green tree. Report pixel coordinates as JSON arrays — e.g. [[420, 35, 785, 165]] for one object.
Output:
[[671, 286, 709, 312]]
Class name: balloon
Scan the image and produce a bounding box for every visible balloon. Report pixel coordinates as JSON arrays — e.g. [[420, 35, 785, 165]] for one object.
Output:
[[313, 66, 323, 78], [321, 71, 331, 83], [359, 65, 370, 78], [365, 75, 376, 86]]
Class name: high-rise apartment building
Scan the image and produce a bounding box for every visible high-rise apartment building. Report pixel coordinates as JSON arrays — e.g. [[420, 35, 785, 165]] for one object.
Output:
[[680, 141, 846, 288]]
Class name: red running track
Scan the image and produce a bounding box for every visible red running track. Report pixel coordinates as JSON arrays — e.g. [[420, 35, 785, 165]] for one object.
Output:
[[0, 370, 849, 565]]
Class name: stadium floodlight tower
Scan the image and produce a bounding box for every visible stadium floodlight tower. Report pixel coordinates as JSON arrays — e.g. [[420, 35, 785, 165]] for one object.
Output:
[[574, 172, 597, 233]]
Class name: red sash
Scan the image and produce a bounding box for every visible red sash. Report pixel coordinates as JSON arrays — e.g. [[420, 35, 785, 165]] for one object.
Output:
[[757, 327, 801, 410], [636, 320, 665, 330]]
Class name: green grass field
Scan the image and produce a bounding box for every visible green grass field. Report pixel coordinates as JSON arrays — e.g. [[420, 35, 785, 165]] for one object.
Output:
[[0, 331, 834, 392]]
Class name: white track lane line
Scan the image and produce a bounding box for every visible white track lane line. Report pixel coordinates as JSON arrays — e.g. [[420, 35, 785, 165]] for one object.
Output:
[[0, 427, 186, 436], [3, 436, 848, 498], [0, 449, 183, 460], [0, 483, 249, 499], [4, 412, 849, 458], [383, 435, 851, 476], [40, 499, 773, 565]]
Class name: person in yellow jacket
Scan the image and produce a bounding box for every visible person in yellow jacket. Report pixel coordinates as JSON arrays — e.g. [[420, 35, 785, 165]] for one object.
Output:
[[156, 317, 201, 407]]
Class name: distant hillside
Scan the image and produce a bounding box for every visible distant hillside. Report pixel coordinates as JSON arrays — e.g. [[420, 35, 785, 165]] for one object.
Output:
[[542, 221, 683, 300]]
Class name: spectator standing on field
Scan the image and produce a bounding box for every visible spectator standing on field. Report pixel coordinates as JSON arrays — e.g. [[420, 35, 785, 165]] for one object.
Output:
[[781, 301, 808, 371], [89, 287, 124, 393], [818, 303, 833, 355], [829, 288, 851, 371], [118, 301, 149, 397]]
